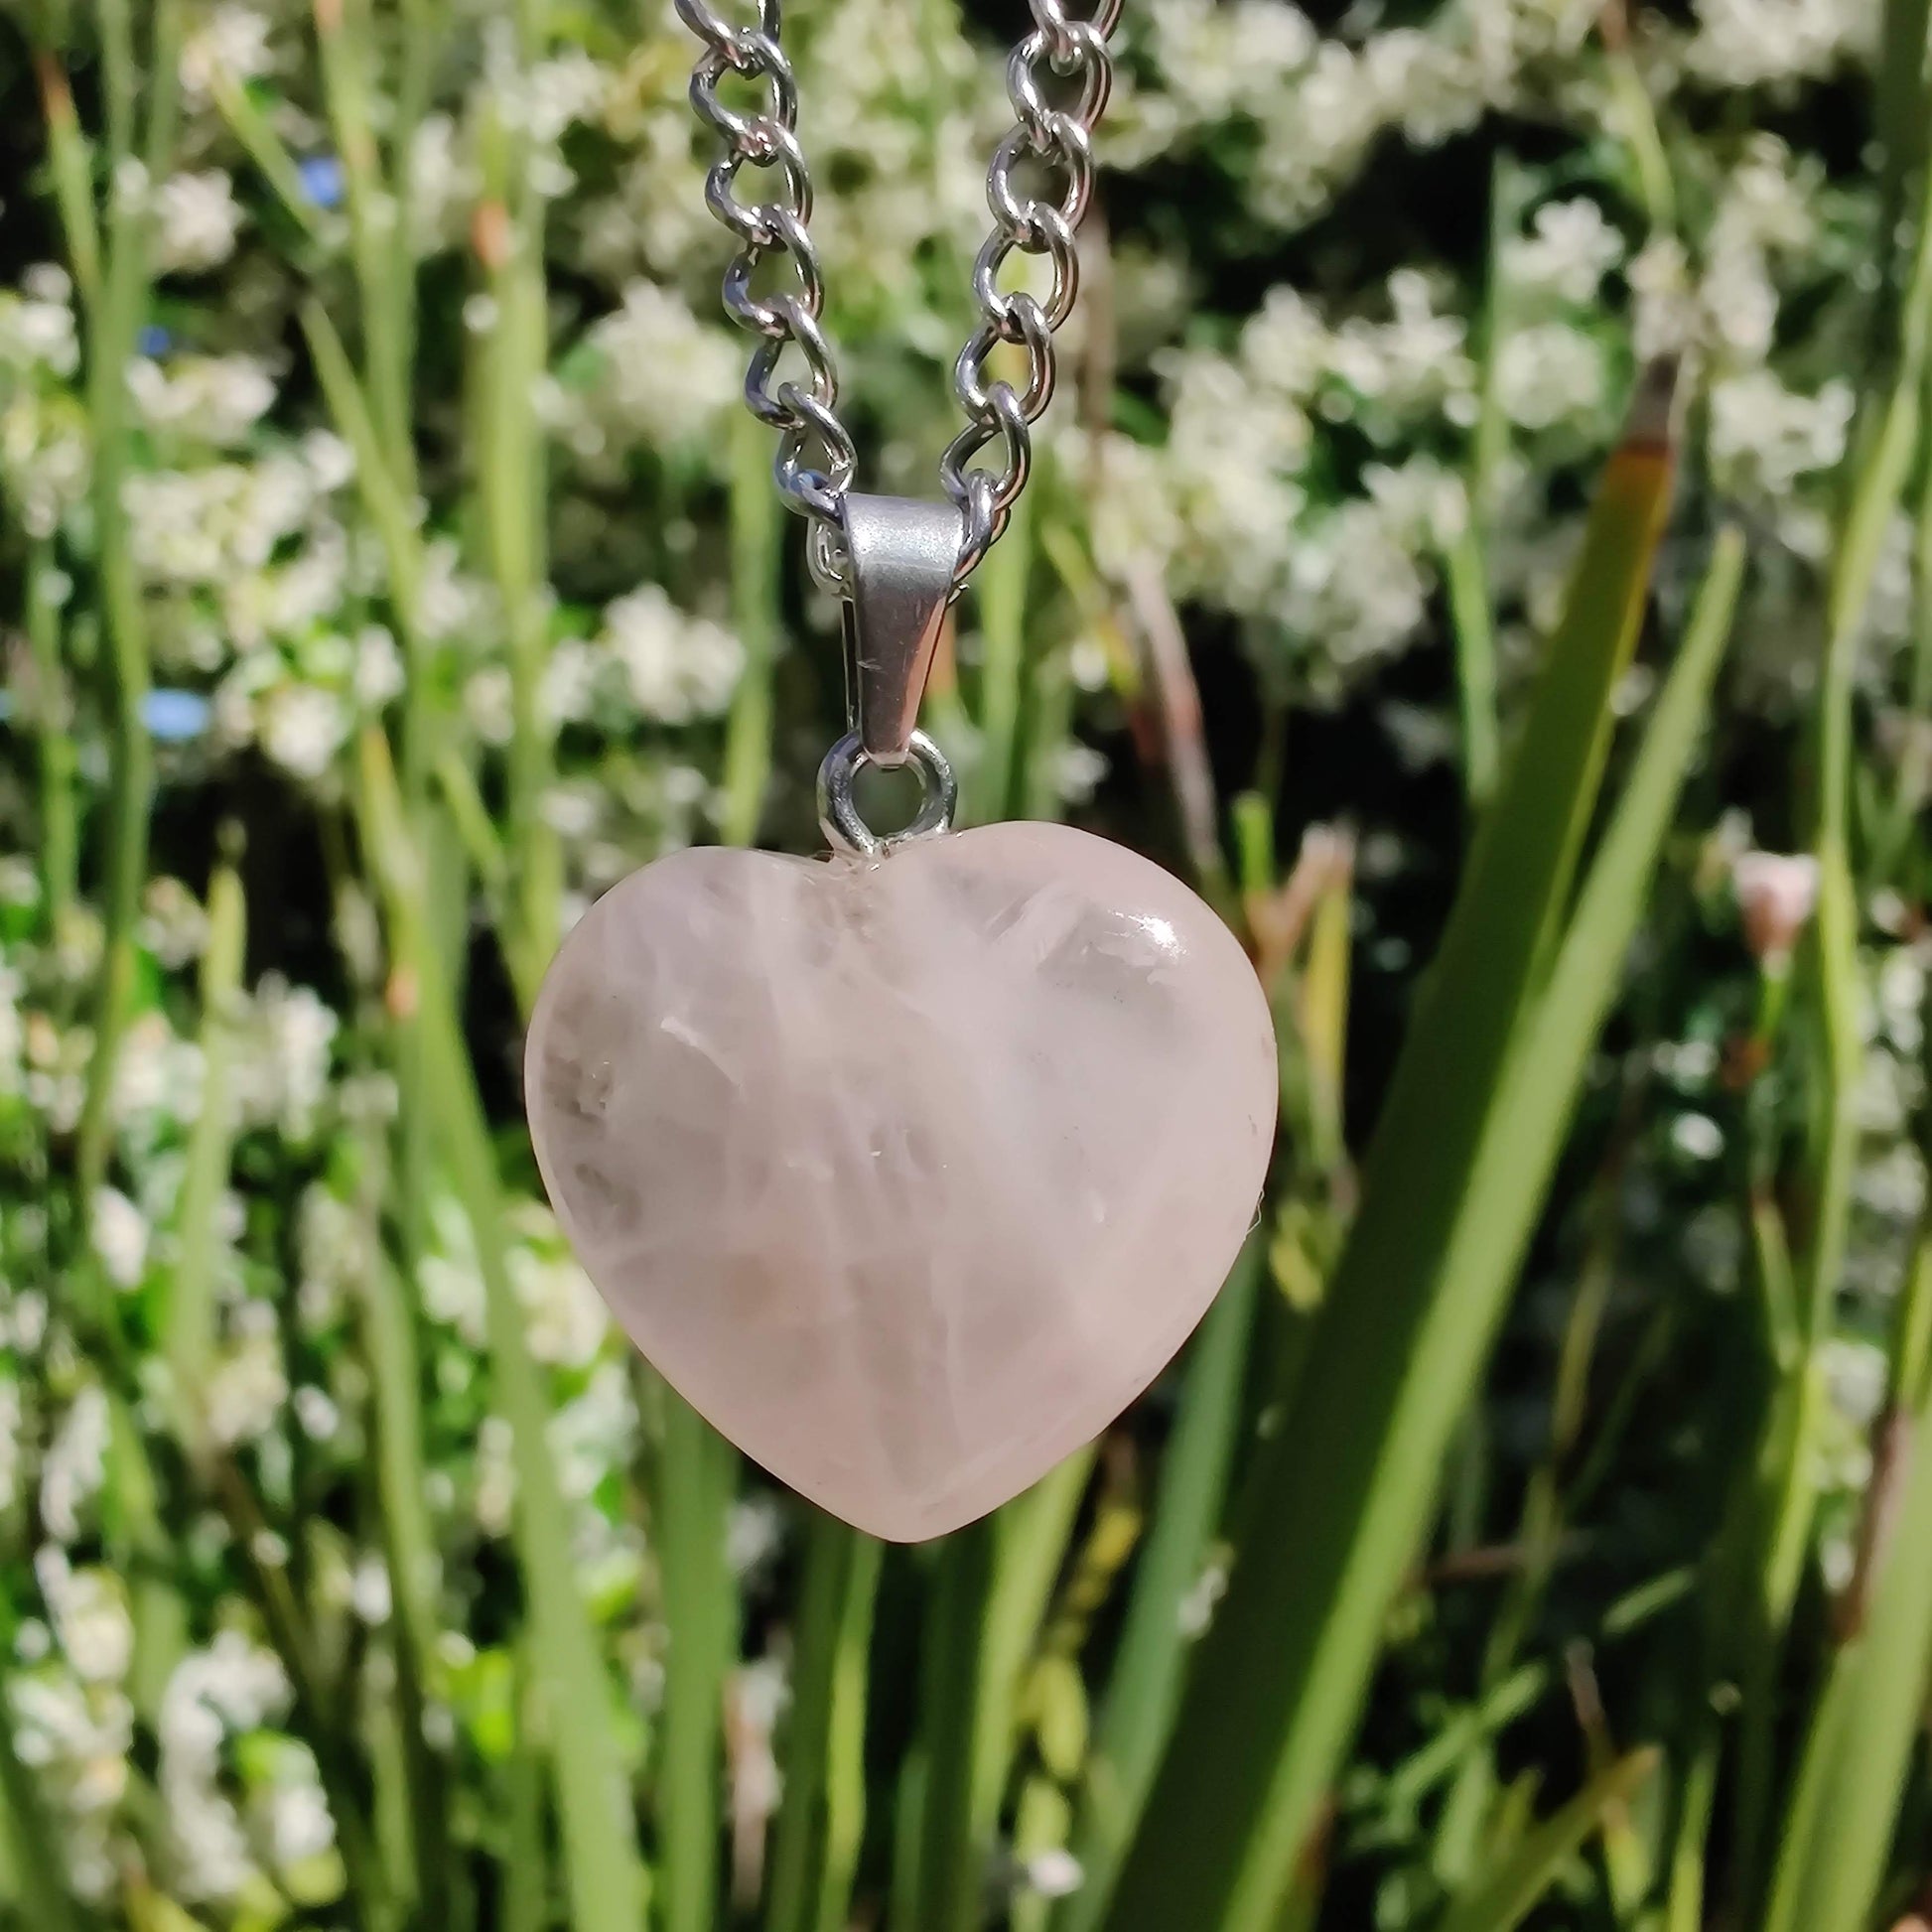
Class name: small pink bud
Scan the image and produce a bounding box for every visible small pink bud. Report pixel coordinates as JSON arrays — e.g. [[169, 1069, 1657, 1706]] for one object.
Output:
[[1731, 851, 1819, 969]]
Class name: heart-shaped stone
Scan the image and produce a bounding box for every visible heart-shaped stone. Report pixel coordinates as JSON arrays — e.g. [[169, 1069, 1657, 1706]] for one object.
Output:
[[524, 821, 1277, 1541]]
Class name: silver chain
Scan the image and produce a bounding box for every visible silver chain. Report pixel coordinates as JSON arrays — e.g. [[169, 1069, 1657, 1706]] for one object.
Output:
[[676, 0, 1119, 595]]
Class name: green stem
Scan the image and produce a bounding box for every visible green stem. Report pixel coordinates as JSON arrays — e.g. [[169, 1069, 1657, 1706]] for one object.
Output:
[[723, 408, 783, 849], [358, 731, 649, 1932], [914, 1521, 999, 1932], [24, 543, 77, 932], [164, 844, 246, 1436], [655, 1387, 737, 1932], [763, 1516, 883, 1932], [74, 0, 183, 1216], [972, 482, 1035, 824]]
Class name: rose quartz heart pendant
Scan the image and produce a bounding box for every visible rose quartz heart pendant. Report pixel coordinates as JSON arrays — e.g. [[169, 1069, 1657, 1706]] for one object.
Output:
[[524, 821, 1278, 1541]]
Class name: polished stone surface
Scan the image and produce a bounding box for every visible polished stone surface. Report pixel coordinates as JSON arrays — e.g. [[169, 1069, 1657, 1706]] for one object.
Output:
[[524, 821, 1278, 1541]]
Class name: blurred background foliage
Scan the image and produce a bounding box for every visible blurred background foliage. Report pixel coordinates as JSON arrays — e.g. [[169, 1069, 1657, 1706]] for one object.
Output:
[[0, 0, 1930, 1927]]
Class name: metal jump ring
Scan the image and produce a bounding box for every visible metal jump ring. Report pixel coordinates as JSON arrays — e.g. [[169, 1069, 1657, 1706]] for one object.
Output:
[[816, 728, 957, 857]]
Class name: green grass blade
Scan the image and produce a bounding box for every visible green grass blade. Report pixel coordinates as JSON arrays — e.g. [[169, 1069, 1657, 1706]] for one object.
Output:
[[723, 405, 784, 848], [362, 1242, 452, 1928], [764, 1516, 883, 1932], [1877, 0, 1932, 289], [1054, 1236, 1264, 1932], [1444, 523, 1500, 811], [913, 1520, 998, 1932], [1101, 502, 1738, 1932], [971, 478, 1035, 825], [1761, 1408, 1932, 1932], [1435, 1748, 1659, 1932], [913, 1452, 1093, 1932], [164, 848, 245, 1438], [655, 1389, 736, 1932], [982, 1453, 1096, 1799], [357, 731, 648, 1932], [1761, 1194, 1932, 1932]]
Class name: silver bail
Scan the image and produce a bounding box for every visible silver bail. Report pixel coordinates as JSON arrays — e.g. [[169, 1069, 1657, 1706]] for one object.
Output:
[[840, 494, 964, 768]]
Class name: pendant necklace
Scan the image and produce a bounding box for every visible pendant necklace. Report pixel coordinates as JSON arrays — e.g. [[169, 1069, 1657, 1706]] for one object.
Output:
[[524, 0, 1279, 1541]]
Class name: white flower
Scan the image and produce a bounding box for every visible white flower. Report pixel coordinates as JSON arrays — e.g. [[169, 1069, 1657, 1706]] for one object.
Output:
[[205, 1323, 289, 1447], [415, 537, 495, 642], [114, 1011, 203, 1135], [258, 1740, 336, 1871], [585, 282, 740, 449], [1495, 324, 1607, 431], [1055, 744, 1109, 805], [408, 114, 480, 252], [90, 1186, 149, 1289], [1024, 1851, 1085, 1898], [239, 975, 340, 1139], [1671, 1113, 1725, 1161], [1687, 0, 1874, 86], [353, 624, 405, 707], [0, 284, 80, 377], [127, 353, 277, 446], [1822, 1336, 1888, 1430], [141, 875, 211, 969], [1176, 1558, 1227, 1636], [1281, 497, 1432, 681], [728, 1496, 786, 1580], [179, 5, 275, 106], [292, 1385, 340, 1442], [1158, 346, 1309, 608], [302, 428, 355, 492], [349, 1556, 392, 1625], [1628, 235, 1697, 359], [159, 1635, 292, 1902], [474, 1416, 516, 1536], [1507, 199, 1623, 304], [727, 1653, 789, 1886], [547, 1360, 637, 1505], [1147, 0, 1316, 122], [1, 389, 91, 538], [1240, 285, 1332, 398], [524, 51, 610, 142], [124, 457, 320, 588], [41, 1387, 110, 1545], [153, 171, 246, 274], [541, 638, 604, 726], [260, 683, 349, 780], [422, 1196, 488, 1345], [1330, 271, 1473, 415], [37, 1555, 134, 1686], [600, 585, 745, 722], [7, 1661, 134, 1847], [511, 1237, 612, 1369], [1710, 372, 1854, 495]]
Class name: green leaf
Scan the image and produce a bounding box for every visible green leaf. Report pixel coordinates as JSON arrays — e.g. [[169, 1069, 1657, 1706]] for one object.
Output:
[[916, 1452, 1091, 1932], [1436, 1749, 1659, 1932], [654, 1388, 737, 1932], [1053, 1236, 1263, 1932], [357, 732, 649, 1932], [764, 1515, 883, 1932], [165, 851, 245, 1436], [1100, 428, 1736, 1932], [1761, 1253, 1932, 1932]]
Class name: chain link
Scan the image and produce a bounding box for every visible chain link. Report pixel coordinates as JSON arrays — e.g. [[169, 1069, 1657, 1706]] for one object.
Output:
[[679, 0, 857, 542], [680, 0, 1119, 594], [940, 0, 1120, 578]]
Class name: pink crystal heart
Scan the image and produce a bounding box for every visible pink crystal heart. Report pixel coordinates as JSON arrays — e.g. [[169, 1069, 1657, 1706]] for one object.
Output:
[[524, 821, 1278, 1541]]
